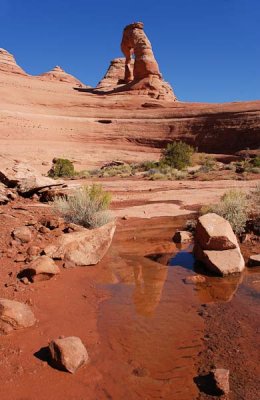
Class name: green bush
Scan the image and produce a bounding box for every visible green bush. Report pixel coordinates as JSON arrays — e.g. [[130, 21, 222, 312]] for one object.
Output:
[[48, 158, 75, 178], [53, 184, 112, 229], [201, 189, 249, 234], [160, 141, 194, 170], [252, 156, 260, 168]]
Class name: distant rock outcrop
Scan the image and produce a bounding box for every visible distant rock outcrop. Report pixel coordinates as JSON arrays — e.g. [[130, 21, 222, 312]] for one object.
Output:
[[97, 58, 133, 90], [39, 66, 85, 87], [0, 48, 27, 75]]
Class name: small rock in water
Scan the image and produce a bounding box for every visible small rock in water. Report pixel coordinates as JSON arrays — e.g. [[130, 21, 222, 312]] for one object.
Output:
[[248, 254, 260, 267], [49, 336, 88, 373]]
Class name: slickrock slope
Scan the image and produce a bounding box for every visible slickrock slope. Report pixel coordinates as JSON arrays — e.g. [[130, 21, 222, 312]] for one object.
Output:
[[0, 66, 259, 172], [38, 65, 85, 87], [0, 48, 27, 75]]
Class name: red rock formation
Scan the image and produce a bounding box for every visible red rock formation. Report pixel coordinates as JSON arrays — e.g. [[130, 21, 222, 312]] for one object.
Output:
[[38, 65, 85, 87], [0, 48, 27, 75], [97, 58, 133, 90], [120, 22, 176, 100]]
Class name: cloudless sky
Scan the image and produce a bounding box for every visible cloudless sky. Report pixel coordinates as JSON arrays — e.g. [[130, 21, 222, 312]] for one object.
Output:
[[0, 0, 259, 102]]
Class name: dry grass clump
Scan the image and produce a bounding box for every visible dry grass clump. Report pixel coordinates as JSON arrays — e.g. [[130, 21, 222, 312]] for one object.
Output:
[[53, 184, 112, 229]]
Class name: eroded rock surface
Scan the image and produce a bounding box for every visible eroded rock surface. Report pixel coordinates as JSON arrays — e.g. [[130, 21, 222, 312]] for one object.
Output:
[[49, 336, 88, 373], [39, 66, 85, 87], [0, 299, 36, 334], [0, 48, 27, 75]]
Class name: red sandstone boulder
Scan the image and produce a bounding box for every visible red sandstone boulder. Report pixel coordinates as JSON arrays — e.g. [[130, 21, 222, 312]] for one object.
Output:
[[0, 299, 36, 334], [194, 213, 245, 276], [49, 336, 88, 373], [44, 220, 116, 266], [12, 226, 32, 243], [20, 256, 60, 282]]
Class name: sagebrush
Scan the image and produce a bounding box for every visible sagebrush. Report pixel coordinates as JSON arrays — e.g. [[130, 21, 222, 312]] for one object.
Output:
[[53, 184, 112, 229]]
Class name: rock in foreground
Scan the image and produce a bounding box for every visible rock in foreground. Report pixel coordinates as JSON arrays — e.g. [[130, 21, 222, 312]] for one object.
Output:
[[0, 160, 63, 195], [49, 336, 88, 373], [0, 299, 36, 334], [20, 256, 60, 282], [248, 254, 260, 267], [45, 220, 116, 266], [194, 213, 245, 275]]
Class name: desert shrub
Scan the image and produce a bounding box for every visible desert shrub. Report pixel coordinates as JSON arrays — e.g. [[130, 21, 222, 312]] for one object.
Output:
[[101, 164, 132, 177], [250, 184, 260, 216], [48, 158, 75, 178], [251, 156, 260, 168], [53, 184, 112, 229], [201, 189, 249, 234], [139, 160, 159, 171], [250, 167, 260, 174], [199, 157, 217, 173], [160, 141, 194, 170]]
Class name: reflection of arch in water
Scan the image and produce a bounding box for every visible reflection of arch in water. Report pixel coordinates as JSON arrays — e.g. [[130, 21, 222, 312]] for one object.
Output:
[[132, 258, 168, 317]]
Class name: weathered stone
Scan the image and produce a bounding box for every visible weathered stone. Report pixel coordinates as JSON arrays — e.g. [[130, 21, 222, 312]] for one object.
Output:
[[195, 245, 245, 276], [12, 226, 32, 243], [49, 336, 88, 373], [45, 220, 116, 266], [211, 368, 230, 395], [172, 230, 193, 243], [195, 213, 238, 250], [248, 254, 260, 267], [27, 245, 41, 257], [20, 256, 60, 282], [194, 214, 245, 276], [0, 298, 36, 334]]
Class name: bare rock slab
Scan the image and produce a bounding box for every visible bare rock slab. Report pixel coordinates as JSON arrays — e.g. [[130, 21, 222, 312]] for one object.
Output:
[[49, 336, 88, 373], [45, 220, 116, 266], [20, 256, 60, 282], [0, 299, 36, 334]]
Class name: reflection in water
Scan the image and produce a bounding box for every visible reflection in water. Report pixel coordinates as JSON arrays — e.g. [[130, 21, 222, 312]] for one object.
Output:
[[147, 249, 243, 304], [133, 260, 168, 317]]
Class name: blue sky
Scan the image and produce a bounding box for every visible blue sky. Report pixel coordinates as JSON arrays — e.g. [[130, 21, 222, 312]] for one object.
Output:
[[0, 0, 259, 102]]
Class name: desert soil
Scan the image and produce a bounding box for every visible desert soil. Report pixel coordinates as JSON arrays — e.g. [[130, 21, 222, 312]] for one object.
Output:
[[0, 179, 259, 400]]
